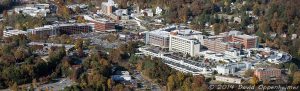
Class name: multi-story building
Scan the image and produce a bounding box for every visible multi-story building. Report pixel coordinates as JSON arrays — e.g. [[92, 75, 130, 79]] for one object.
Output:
[[90, 20, 115, 31], [215, 62, 252, 75], [84, 15, 115, 31], [145, 25, 176, 48], [228, 34, 258, 49], [3, 30, 28, 37], [28, 25, 58, 37], [147, 30, 170, 48], [3, 23, 94, 38], [169, 29, 202, 57], [14, 4, 50, 17], [101, 0, 118, 14], [57, 23, 93, 35], [204, 38, 229, 53], [216, 65, 236, 75], [254, 68, 281, 81]]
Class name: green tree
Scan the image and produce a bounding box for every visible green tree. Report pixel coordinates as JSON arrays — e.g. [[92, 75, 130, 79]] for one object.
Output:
[[288, 63, 298, 75]]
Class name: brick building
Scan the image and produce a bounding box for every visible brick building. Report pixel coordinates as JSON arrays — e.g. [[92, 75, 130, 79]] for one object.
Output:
[[91, 21, 115, 31], [254, 68, 281, 81], [204, 38, 229, 53], [57, 23, 93, 35], [228, 35, 258, 49]]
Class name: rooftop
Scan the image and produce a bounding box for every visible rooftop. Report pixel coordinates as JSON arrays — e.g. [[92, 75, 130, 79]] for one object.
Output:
[[149, 30, 170, 38], [83, 15, 113, 23], [255, 67, 280, 72], [235, 34, 258, 39], [171, 29, 203, 40], [28, 42, 75, 51]]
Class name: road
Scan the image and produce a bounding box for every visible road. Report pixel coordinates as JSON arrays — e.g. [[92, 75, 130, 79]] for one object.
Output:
[[0, 78, 74, 91]]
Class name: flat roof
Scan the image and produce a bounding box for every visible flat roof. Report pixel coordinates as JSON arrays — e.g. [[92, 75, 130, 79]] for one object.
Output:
[[28, 42, 75, 50], [235, 34, 257, 39], [4, 30, 28, 34], [149, 30, 170, 38]]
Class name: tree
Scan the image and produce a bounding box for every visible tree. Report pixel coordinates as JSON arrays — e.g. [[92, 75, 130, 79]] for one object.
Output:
[[244, 69, 254, 77], [288, 63, 298, 75], [58, 5, 71, 19], [32, 78, 37, 88], [193, 75, 205, 86], [2, 10, 8, 17], [108, 49, 121, 63], [1, 0, 11, 7], [77, 16, 86, 23], [10, 82, 18, 91], [212, 23, 221, 35], [136, 61, 143, 71], [292, 71, 300, 85], [107, 79, 113, 90], [75, 38, 83, 50], [178, 5, 189, 23], [75, 39, 84, 57], [258, 19, 270, 33], [176, 72, 185, 86], [191, 0, 204, 16], [113, 84, 124, 91], [181, 78, 191, 91], [75, 6, 81, 14], [249, 76, 259, 86], [14, 47, 28, 61], [167, 75, 176, 91]]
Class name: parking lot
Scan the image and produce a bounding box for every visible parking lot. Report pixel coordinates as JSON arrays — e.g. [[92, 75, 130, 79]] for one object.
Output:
[[71, 32, 126, 49], [38, 78, 74, 91]]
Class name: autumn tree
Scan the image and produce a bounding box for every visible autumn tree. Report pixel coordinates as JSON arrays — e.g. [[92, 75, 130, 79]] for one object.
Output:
[[181, 78, 192, 91], [77, 16, 86, 23], [178, 5, 189, 23], [10, 82, 18, 91], [292, 71, 300, 85], [75, 38, 84, 57], [176, 72, 185, 86], [31, 79, 37, 89], [190, 0, 204, 16], [107, 78, 113, 90], [167, 75, 176, 91], [288, 63, 298, 75], [249, 76, 259, 86], [244, 69, 254, 77]]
